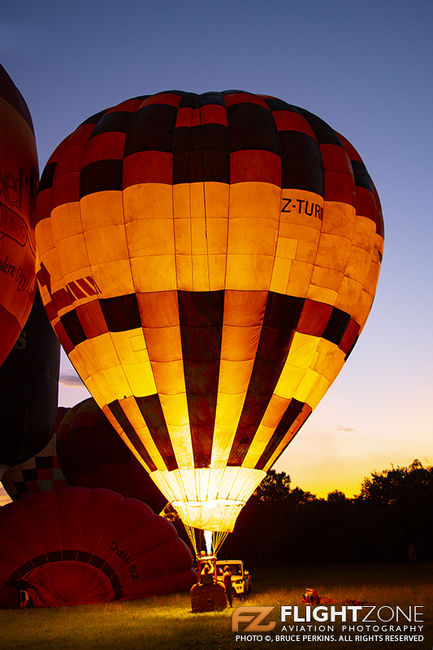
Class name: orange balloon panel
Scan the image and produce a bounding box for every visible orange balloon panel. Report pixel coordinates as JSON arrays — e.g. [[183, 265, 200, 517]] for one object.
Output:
[[0, 66, 38, 365], [35, 91, 384, 531]]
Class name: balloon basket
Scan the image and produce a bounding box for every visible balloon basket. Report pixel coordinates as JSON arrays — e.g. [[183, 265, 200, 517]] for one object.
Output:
[[190, 582, 226, 613]]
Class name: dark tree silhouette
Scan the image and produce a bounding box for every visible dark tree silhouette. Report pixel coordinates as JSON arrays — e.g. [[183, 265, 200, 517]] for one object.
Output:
[[222, 461, 433, 565]]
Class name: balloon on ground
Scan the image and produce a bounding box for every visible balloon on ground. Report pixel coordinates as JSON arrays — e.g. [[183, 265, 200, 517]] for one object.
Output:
[[0, 65, 38, 366], [0, 487, 195, 608], [56, 397, 166, 512], [34, 90, 384, 550]]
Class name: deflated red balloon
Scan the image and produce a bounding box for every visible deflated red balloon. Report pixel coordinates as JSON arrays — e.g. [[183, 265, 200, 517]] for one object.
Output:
[[0, 487, 194, 608]]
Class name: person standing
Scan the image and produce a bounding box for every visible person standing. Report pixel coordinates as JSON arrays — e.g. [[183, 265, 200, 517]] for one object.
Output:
[[223, 565, 233, 607], [15, 580, 33, 609], [201, 563, 214, 585], [407, 543, 417, 563]]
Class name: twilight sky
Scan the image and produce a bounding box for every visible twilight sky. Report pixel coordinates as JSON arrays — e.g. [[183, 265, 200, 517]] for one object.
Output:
[[1, 0, 432, 504]]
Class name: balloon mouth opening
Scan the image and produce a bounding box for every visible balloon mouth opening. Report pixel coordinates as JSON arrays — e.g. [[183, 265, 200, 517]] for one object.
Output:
[[171, 498, 245, 532]]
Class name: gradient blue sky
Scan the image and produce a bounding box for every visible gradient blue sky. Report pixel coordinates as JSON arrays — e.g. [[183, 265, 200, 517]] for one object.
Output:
[[1, 0, 432, 502]]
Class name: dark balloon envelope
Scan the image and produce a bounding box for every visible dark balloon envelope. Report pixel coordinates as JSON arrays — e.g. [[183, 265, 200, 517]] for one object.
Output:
[[0, 289, 60, 469], [0, 65, 38, 366], [1, 407, 68, 500], [56, 398, 167, 513], [0, 487, 195, 608], [34, 90, 384, 538]]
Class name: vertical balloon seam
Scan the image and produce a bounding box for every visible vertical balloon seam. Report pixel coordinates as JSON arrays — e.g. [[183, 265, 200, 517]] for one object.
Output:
[[339, 137, 382, 338], [219, 93, 252, 503], [212, 93, 231, 500], [259, 108, 343, 473], [225, 94, 280, 499], [217, 94, 253, 489], [114, 103, 137, 426], [249, 104, 317, 473], [223, 101, 310, 476], [58, 122, 92, 403], [176, 96, 198, 480], [78, 110, 148, 473], [335, 138, 368, 340], [194, 98, 205, 503], [197, 101, 209, 492], [257, 98, 303, 474], [211, 97, 231, 488], [103, 106, 154, 471], [80, 113, 127, 404], [131, 97, 185, 478], [171, 100, 192, 498]]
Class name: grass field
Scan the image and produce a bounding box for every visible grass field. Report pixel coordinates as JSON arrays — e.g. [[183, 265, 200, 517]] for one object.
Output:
[[1, 562, 432, 649]]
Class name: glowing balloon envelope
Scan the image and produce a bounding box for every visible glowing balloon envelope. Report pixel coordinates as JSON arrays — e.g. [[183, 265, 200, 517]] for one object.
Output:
[[34, 91, 384, 538], [0, 65, 38, 366]]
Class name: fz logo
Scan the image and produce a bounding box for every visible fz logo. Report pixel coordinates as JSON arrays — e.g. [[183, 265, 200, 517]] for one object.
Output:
[[232, 606, 276, 632]]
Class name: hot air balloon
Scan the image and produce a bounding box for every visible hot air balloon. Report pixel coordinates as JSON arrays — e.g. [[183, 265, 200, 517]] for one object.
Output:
[[34, 91, 384, 554], [0, 65, 38, 366], [0, 487, 195, 607], [56, 397, 166, 512], [1, 407, 68, 500], [0, 288, 60, 480]]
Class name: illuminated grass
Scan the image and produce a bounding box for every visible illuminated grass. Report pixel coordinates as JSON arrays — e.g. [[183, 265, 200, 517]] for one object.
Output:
[[1, 563, 432, 649]]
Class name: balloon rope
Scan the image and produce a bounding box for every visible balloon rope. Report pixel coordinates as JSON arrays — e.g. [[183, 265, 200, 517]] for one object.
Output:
[[183, 526, 229, 557], [184, 525, 199, 557], [212, 531, 229, 556]]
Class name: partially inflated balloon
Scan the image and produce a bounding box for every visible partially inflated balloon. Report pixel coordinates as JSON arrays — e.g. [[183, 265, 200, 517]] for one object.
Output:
[[0, 289, 60, 471], [0, 66, 38, 366], [56, 398, 166, 512], [1, 408, 68, 500], [0, 487, 194, 607], [35, 91, 384, 535]]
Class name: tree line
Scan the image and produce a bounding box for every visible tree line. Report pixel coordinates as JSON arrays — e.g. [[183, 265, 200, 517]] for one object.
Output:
[[220, 460, 433, 564]]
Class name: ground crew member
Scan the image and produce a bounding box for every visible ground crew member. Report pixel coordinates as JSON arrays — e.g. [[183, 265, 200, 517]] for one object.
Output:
[[18, 586, 33, 609], [201, 563, 214, 585], [223, 565, 233, 606]]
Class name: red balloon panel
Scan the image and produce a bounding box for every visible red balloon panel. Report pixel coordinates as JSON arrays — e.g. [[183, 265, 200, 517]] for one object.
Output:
[[0, 487, 194, 608]]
